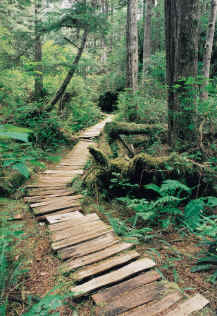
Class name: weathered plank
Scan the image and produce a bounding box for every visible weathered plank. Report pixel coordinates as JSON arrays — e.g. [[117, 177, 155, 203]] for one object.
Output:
[[49, 213, 99, 232], [62, 242, 134, 272], [44, 207, 82, 218], [38, 170, 83, 179], [26, 184, 66, 189], [46, 211, 83, 224], [74, 250, 139, 281], [52, 226, 113, 250], [26, 188, 74, 197], [71, 258, 156, 297], [32, 198, 81, 215], [92, 270, 161, 305], [30, 195, 82, 208], [119, 291, 183, 316], [95, 282, 163, 316], [24, 191, 73, 203], [51, 220, 107, 242], [43, 169, 83, 174], [166, 294, 209, 316], [36, 177, 75, 184], [58, 232, 119, 260]]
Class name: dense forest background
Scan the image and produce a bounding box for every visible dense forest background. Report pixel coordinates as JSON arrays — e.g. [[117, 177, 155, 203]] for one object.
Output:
[[1, 0, 217, 315]]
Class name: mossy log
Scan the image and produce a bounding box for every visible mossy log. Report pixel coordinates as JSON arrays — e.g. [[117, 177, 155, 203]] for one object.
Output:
[[104, 121, 167, 139], [86, 148, 216, 196], [88, 146, 109, 167]]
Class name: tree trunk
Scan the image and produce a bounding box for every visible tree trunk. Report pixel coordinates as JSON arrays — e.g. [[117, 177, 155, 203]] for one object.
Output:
[[126, 0, 138, 92], [142, 0, 157, 81], [165, 0, 200, 148], [46, 28, 88, 112], [200, 0, 217, 100], [34, 0, 43, 100]]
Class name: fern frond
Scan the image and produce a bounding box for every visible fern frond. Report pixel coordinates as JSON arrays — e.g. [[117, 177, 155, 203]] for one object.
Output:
[[160, 180, 191, 195], [152, 195, 181, 207], [144, 183, 160, 194]]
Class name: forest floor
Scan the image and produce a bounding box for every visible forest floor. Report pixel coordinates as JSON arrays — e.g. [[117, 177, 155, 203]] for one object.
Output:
[[81, 198, 217, 315], [3, 116, 217, 316]]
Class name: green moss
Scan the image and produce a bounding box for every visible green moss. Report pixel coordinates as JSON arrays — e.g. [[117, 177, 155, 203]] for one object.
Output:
[[104, 121, 166, 139], [88, 146, 109, 167]]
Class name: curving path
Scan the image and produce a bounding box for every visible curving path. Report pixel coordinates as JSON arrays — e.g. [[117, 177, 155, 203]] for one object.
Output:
[[24, 116, 209, 316]]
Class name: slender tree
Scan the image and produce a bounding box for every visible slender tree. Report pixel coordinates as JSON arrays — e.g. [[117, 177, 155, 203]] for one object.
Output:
[[126, 0, 138, 92], [165, 0, 200, 148], [200, 0, 217, 100], [142, 0, 157, 81], [47, 27, 88, 111], [34, 0, 44, 99]]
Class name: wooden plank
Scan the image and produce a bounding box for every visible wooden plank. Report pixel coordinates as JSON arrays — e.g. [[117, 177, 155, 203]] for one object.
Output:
[[24, 191, 73, 203], [118, 291, 182, 316], [62, 242, 134, 272], [36, 178, 75, 184], [49, 213, 99, 232], [30, 195, 82, 208], [51, 220, 107, 242], [26, 184, 66, 189], [74, 250, 139, 281], [92, 270, 161, 305], [52, 226, 113, 250], [56, 164, 86, 168], [43, 170, 84, 174], [95, 282, 162, 316], [58, 232, 119, 260], [166, 294, 209, 316], [32, 198, 81, 215], [71, 258, 156, 297], [46, 211, 83, 224], [44, 207, 82, 218], [38, 170, 83, 179], [26, 188, 74, 197]]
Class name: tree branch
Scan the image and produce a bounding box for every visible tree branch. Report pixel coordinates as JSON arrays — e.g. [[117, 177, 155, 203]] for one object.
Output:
[[63, 37, 80, 49]]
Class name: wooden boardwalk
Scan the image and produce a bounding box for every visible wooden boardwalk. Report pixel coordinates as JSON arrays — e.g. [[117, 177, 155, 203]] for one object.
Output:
[[24, 117, 209, 316]]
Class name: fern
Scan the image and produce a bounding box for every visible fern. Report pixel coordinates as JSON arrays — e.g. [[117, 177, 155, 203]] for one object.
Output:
[[183, 199, 205, 230], [160, 180, 191, 196], [192, 215, 217, 283], [107, 215, 153, 241]]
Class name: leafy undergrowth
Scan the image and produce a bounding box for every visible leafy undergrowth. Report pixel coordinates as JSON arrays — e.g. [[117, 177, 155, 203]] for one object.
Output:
[[0, 198, 78, 316]]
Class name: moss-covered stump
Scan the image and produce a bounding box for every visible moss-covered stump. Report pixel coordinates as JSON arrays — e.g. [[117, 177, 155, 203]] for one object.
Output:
[[85, 147, 217, 197]]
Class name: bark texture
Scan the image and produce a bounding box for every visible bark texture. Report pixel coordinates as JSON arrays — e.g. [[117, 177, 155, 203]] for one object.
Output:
[[126, 0, 138, 92], [34, 0, 43, 99], [201, 0, 217, 100], [165, 0, 199, 147], [142, 0, 156, 79]]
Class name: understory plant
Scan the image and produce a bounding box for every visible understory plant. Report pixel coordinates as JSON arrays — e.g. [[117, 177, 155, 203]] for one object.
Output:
[[192, 216, 217, 283], [0, 211, 73, 315], [107, 215, 154, 242], [0, 213, 26, 315], [117, 180, 217, 231]]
